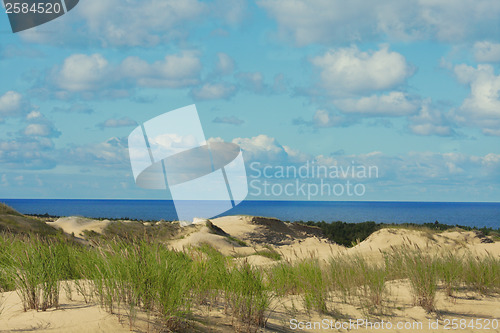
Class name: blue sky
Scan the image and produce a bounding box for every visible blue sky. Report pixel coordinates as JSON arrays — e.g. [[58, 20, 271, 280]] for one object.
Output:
[[0, 0, 499, 202]]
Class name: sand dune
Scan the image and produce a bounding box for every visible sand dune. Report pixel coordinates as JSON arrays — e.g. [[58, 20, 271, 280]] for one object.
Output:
[[1, 215, 499, 332], [48, 217, 112, 238], [188, 216, 499, 263], [349, 228, 500, 262]]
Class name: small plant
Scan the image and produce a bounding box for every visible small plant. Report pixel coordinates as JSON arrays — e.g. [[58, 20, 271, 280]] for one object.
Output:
[[255, 245, 281, 261], [295, 259, 329, 314], [354, 256, 387, 312], [11, 236, 76, 311], [437, 252, 464, 297], [226, 235, 248, 247], [463, 254, 500, 295], [226, 261, 271, 332], [398, 246, 438, 312]]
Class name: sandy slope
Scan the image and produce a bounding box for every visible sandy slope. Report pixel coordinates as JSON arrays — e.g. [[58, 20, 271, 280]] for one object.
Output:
[[47, 217, 112, 238], [0, 282, 144, 333], [2, 215, 499, 332], [349, 228, 500, 262]]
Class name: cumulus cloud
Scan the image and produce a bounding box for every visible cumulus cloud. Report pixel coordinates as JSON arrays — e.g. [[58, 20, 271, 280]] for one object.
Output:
[[311, 45, 413, 95], [0, 137, 57, 170], [19, 0, 247, 47], [55, 54, 111, 92], [77, 0, 205, 46], [474, 41, 500, 62], [0, 91, 29, 119], [97, 117, 138, 129], [335, 92, 420, 116], [453, 64, 500, 135], [190, 82, 237, 100], [293, 110, 347, 129], [227, 134, 500, 197], [312, 110, 344, 127], [233, 134, 291, 163], [63, 137, 129, 168], [121, 52, 201, 88], [258, 0, 500, 45], [51, 52, 202, 98], [408, 104, 455, 136], [234, 72, 288, 95], [22, 111, 61, 138], [213, 116, 245, 125]]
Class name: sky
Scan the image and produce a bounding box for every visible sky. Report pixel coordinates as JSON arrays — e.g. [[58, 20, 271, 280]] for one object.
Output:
[[0, 0, 499, 202]]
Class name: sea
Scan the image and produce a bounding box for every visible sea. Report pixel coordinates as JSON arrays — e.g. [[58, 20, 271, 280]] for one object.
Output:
[[1, 199, 499, 229]]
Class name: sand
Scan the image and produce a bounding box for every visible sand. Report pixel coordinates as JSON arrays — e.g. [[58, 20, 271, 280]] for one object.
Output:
[[2, 215, 499, 332], [0, 282, 146, 333], [47, 216, 112, 238]]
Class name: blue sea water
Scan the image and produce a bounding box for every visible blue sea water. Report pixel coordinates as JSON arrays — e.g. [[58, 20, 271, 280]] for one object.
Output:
[[1, 199, 499, 228]]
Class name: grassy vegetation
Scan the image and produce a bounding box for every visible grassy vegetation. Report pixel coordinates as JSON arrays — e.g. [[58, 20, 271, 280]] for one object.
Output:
[[0, 233, 274, 332], [0, 203, 498, 331], [0, 202, 58, 236], [0, 232, 498, 330], [254, 245, 281, 261]]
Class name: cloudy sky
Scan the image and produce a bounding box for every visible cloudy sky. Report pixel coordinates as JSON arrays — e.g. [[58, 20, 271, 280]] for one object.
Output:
[[0, 0, 499, 202]]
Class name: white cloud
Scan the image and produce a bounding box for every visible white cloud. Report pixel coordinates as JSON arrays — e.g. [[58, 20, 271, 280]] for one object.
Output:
[[19, 0, 247, 47], [474, 41, 500, 62], [311, 45, 413, 95], [313, 110, 344, 127], [228, 134, 500, 196], [258, 0, 500, 45], [22, 111, 61, 138], [292, 109, 347, 128], [190, 83, 236, 100], [0, 91, 27, 118], [335, 92, 419, 116], [63, 137, 129, 168], [24, 124, 52, 137], [453, 64, 500, 135], [409, 104, 454, 136], [52, 52, 202, 96], [77, 0, 206, 47], [233, 134, 290, 163], [121, 52, 201, 88], [56, 54, 110, 92], [0, 137, 56, 170]]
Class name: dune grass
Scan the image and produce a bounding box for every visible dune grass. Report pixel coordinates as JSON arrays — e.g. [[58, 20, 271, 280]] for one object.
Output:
[[0, 227, 499, 331]]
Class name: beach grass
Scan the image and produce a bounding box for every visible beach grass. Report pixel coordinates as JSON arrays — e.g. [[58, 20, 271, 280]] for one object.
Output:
[[0, 221, 499, 330]]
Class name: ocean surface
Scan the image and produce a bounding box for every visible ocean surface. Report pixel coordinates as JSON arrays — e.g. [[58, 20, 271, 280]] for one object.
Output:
[[1, 199, 499, 228]]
